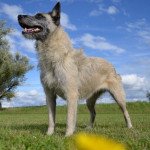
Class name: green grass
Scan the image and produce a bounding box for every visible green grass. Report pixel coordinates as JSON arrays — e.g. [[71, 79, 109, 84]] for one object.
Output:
[[0, 102, 150, 150]]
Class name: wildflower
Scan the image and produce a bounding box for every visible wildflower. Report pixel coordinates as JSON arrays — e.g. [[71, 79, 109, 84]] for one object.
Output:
[[75, 133, 126, 150]]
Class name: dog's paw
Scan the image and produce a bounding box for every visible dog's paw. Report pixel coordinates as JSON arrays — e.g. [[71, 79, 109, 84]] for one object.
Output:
[[85, 125, 93, 130], [47, 127, 54, 135], [127, 124, 133, 129], [65, 132, 73, 137], [65, 130, 74, 137]]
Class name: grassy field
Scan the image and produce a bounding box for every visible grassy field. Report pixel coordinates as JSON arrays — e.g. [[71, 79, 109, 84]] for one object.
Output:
[[0, 102, 150, 150]]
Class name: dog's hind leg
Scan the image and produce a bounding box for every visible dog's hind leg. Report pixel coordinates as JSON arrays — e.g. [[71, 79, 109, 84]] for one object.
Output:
[[107, 78, 133, 128], [86, 90, 105, 128]]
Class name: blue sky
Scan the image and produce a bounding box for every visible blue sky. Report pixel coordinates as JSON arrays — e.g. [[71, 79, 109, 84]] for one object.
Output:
[[0, 0, 150, 107]]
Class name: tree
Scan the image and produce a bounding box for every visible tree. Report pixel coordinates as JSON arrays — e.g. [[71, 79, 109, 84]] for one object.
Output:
[[146, 91, 150, 102], [0, 21, 32, 109]]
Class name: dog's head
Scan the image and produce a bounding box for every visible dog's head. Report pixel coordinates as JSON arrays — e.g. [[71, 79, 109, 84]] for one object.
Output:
[[18, 2, 61, 41]]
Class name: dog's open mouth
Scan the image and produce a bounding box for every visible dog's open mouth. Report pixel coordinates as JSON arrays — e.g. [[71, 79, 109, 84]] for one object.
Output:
[[23, 27, 41, 33], [19, 22, 43, 34]]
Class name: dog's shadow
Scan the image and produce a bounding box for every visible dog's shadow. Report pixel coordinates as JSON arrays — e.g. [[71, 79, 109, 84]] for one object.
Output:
[[10, 123, 64, 135], [9, 123, 111, 136], [9, 123, 90, 135]]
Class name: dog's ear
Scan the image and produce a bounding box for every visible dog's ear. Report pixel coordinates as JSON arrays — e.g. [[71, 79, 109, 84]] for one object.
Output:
[[49, 2, 61, 26]]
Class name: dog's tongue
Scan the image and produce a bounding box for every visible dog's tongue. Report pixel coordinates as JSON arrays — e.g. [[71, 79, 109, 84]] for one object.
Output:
[[24, 27, 40, 33]]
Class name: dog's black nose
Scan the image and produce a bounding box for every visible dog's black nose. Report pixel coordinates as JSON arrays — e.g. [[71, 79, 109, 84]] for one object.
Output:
[[18, 15, 28, 20], [18, 15, 22, 20]]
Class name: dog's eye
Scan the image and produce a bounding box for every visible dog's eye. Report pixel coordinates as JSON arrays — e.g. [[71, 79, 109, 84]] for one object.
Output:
[[35, 13, 44, 19]]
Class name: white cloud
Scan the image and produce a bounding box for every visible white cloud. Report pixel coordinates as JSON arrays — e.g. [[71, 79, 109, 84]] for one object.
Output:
[[122, 74, 145, 90], [6, 29, 35, 53], [61, 12, 77, 30], [19, 39, 35, 53], [126, 19, 146, 31], [138, 31, 150, 45], [121, 74, 149, 100], [74, 33, 125, 53], [16, 90, 39, 97], [28, 90, 39, 96], [0, 3, 23, 22], [2, 90, 45, 108], [126, 19, 150, 46], [90, 10, 101, 16], [107, 6, 118, 15], [90, 5, 119, 16]]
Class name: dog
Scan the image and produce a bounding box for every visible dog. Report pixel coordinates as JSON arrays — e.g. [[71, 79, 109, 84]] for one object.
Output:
[[18, 2, 132, 136]]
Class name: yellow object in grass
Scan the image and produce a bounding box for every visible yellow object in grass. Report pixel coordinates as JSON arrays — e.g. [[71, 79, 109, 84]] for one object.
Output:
[[75, 133, 126, 150]]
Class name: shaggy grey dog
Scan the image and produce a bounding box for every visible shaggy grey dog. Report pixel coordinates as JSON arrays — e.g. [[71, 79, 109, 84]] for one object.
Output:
[[18, 2, 132, 136]]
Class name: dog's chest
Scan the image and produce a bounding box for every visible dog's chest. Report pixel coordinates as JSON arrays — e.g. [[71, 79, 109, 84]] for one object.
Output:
[[37, 43, 64, 84], [41, 61, 65, 85], [43, 72, 66, 99], [40, 60, 67, 99]]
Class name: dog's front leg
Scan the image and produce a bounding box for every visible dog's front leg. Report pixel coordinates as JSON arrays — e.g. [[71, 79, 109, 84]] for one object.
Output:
[[44, 87, 57, 135], [65, 91, 78, 137]]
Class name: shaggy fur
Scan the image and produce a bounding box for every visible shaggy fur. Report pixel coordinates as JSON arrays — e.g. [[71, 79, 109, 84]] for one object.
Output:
[[18, 2, 132, 136]]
